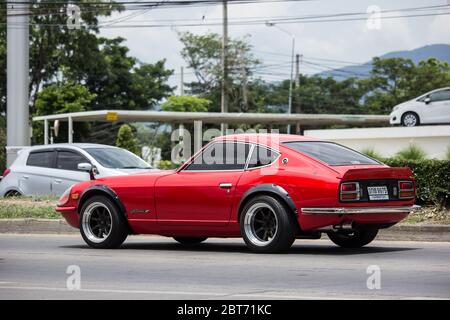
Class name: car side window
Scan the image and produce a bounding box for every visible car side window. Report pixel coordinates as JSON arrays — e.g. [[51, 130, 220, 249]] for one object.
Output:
[[56, 151, 89, 171], [429, 90, 450, 103], [184, 142, 251, 171], [26, 150, 56, 168], [247, 146, 279, 169]]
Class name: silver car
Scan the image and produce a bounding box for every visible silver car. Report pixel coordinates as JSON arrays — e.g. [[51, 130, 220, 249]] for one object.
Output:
[[0, 143, 154, 197]]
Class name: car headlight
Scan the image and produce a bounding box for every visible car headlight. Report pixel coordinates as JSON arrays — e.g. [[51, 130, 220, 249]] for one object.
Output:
[[57, 187, 72, 207]]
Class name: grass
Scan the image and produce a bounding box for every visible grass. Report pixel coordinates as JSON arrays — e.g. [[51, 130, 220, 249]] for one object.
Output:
[[0, 196, 60, 219], [395, 144, 427, 161]]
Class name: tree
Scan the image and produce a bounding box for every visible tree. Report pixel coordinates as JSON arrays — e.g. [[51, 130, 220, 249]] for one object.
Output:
[[33, 81, 96, 144], [161, 96, 211, 112], [116, 124, 139, 155], [179, 31, 260, 113]]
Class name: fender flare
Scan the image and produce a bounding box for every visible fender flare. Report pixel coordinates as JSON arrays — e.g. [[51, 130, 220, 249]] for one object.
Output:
[[238, 184, 298, 218], [77, 184, 127, 218]]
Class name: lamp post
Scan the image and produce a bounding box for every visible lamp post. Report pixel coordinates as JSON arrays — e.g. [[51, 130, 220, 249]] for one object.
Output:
[[266, 22, 295, 134]]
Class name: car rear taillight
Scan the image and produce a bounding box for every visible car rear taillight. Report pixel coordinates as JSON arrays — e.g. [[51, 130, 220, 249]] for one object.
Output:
[[2, 168, 10, 177], [340, 182, 360, 201], [398, 180, 415, 199]]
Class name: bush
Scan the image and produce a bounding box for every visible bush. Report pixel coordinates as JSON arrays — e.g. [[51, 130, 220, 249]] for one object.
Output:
[[384, 158, 450, 207], [116, 124, 139, 155], [361, 147, 384, 161], [157, 160, 175, 170], [395, 144, 426, 161]]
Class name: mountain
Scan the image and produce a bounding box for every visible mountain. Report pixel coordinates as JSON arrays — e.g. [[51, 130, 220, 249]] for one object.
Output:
[[316, 44, 450, 79]]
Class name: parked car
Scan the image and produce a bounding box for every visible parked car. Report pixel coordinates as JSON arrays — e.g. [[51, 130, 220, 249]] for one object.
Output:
[[56, 134, 416, 253], [390, 87, 450, 126], [0, 143, 153, 197]]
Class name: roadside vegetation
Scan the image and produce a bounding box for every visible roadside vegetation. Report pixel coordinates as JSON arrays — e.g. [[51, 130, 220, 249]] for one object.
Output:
[[0, 196, 59, 219], [0, 195, 448, 225]]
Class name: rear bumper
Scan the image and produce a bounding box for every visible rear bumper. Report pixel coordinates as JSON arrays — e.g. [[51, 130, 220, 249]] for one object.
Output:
[[301, 205, 418, 215]]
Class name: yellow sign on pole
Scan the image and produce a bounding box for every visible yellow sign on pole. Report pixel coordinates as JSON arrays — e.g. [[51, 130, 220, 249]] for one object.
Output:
[[106, 112, 118, 121]]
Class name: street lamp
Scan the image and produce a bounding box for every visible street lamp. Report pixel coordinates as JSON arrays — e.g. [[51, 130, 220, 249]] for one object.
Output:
[[265, 21, 295, 134]]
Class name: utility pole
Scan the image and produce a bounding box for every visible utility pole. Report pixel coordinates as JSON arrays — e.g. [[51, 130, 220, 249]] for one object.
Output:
[[180, 66, 185, 96], [295, 54, 300, 88], [6, 0, 30, 165], [294, 54, 302, 134], [220, 0, 229, 134]]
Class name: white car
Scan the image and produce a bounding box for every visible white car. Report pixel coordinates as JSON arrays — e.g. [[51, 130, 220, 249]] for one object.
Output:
[[389, 87, 450, 126], [0, 143, 154, 197]]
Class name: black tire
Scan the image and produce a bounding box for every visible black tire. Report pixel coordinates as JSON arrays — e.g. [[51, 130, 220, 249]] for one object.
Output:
[[401, 112, 420, 127], [79, 195, 128, 249], [327, 228, 378, 248], [4, 190, 22, 197], [240, 195, 296, 253], [173, 237, 207, 245]]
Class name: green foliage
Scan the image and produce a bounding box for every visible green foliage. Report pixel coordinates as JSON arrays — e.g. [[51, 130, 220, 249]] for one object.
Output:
[[384, 159, 450, 207], [116, 124, 139, 155], [0, 196, 59, 219], [446, 147, 450, 161], [33, 81, 96, 144], [157, 160, 175, 170], [161, 96, 211, 112], [395, 144, 427, 161], [178, 31, 260, 113], [363, 57, 450, 114], [361, 148, 384, 161]]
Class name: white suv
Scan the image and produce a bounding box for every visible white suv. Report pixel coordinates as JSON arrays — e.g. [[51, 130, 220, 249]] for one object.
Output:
[[389, 87, 450, 126], [0, 143, 154, 197]]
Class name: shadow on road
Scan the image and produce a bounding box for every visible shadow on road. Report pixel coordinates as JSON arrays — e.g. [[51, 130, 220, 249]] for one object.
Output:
[[61, 240, 419, 255]]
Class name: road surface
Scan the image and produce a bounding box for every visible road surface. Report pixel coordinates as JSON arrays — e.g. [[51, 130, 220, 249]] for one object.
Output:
[[0, 234, 449, 299]]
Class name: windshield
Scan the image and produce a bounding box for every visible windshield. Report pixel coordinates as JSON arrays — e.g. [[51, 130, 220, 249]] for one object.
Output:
[[283, 141, 380, 166], [84, 147, 152, 169]]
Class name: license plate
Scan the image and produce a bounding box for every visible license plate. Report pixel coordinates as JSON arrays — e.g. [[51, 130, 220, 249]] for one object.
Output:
[[367, 186, 389, 201]]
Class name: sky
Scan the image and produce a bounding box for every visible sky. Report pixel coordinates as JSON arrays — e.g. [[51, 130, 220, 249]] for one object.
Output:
[[98, 0, 450, 91]]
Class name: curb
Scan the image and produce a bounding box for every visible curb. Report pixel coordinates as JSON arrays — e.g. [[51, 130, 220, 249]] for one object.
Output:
[[0, 219, 77, 234], [0, 219, 449, 241]]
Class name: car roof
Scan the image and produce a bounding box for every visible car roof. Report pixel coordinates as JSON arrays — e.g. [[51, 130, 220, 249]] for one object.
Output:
[[22, 143, 117, 151], [214, 134, 319, 147]]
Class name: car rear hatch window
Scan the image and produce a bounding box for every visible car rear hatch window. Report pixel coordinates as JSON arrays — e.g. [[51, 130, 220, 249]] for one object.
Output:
[[283, 141, 380, 166]]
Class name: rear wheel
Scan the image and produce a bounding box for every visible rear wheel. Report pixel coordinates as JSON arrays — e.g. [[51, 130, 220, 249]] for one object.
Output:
[[240, 195, 296, 253], [401, 112, 420, 127], [327, 227, 378, 248], [80, 195, 128, 249], [173, 237, 207, 245]]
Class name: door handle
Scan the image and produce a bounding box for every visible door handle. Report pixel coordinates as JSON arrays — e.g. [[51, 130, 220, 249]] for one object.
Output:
[[21, 175, 29, 180], [219, 183, 233, 189], [54, 179, 62, 183]]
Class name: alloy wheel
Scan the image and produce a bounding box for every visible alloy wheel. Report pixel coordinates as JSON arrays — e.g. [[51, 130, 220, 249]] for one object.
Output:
[[81, 202, 113, 243], [244, 203, 279, 246]]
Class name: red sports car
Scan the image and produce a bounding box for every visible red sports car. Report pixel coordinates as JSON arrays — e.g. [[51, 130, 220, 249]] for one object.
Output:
[[56, 134, 416, 253]]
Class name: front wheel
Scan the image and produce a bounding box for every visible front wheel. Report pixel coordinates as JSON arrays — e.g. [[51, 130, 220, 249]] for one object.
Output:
[[80, 195, 128, 249], [240, 195, 296, 253], [401, 112, 420, 127], [327, 228, 378, 248]]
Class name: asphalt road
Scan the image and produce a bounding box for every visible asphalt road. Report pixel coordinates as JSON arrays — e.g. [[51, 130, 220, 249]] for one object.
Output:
[[0, 234, 449, 300]]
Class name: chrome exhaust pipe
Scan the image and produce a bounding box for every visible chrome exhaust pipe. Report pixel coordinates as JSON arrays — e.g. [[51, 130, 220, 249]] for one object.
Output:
[[318, 221, 354, 232]]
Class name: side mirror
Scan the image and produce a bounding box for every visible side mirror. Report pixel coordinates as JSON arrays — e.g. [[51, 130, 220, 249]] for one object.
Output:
[[77, 163, 96, 180], [424, 97, 431, 104]]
